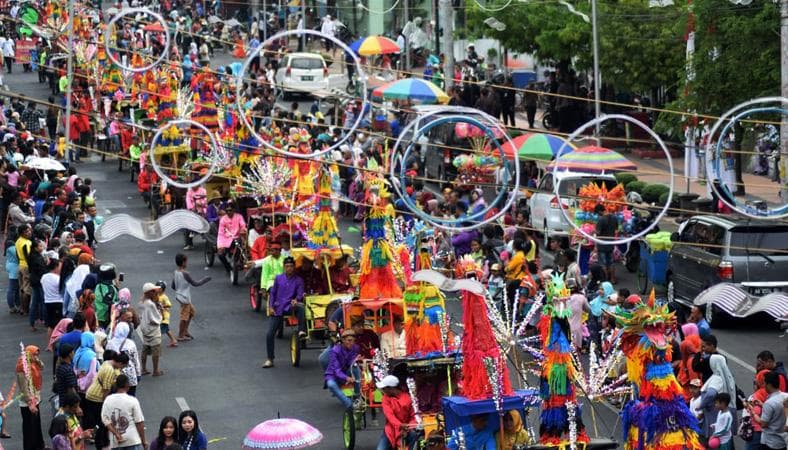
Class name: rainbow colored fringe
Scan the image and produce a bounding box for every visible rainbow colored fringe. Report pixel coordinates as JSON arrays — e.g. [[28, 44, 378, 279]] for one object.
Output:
[[308, 172, 340, 248], [359, 198, 401, 299], [537, 314, 587, 444]]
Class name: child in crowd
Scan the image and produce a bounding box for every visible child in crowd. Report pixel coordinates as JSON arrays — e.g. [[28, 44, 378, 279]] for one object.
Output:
[[710, 393, 733, 450], [156, 281, 178, 348], [688, 378, 703, 421]]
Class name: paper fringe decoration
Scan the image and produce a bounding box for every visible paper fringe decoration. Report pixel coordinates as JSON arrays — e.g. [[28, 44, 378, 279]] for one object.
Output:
[[460, 291, 514, 400]]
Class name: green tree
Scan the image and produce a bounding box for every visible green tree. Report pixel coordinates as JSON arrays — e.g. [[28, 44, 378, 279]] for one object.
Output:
[[466, 0, 685, 93], [656, 0, 779, 195]]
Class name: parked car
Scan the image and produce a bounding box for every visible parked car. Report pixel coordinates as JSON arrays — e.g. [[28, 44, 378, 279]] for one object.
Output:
[[527, 171, 618, 246], [667, 215, 788, 327], [275, 52, 329, 99]]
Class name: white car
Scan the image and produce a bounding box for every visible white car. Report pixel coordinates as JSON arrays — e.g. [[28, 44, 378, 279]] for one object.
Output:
[[275, 53, 330, 99], [528, 171, 618, 245]]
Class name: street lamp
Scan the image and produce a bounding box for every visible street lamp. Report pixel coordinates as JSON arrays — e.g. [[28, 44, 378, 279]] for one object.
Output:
[[557, 1, 599, 135]]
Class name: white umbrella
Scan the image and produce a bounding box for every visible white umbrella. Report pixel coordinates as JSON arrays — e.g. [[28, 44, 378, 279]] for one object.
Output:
[[24, 157, 66, 172]]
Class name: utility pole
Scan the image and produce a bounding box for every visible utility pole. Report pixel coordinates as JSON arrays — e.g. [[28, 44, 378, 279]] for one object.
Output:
[[440, 0, 453, 90], [434, 3, 439, 54], [404, 0, 410, 72], [64, 0, 74, 159], [591, 0, 600, 135], [781, 0, 788, 202]]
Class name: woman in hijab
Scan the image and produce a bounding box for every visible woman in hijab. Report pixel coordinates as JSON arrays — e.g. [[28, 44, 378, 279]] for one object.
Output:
[[678, 332, 702, 400], [78, 289, 97, 332], [681, 323, 699, 339], [495, 410, 529, 449], [589, 281, 615, 346], [106, 321, 141, 396], [699, 354, 737, 440], [73, 331, 99, 395], [16, 345, 44, 450], [47, 317, 72, 352], [744, 369, 771, 450]]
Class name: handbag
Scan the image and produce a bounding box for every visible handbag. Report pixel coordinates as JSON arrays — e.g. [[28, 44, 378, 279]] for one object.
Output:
[[738, 414, 754, 441]]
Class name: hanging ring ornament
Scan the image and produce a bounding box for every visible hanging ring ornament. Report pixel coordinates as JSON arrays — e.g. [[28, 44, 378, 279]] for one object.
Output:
[[236, 29, 367, 160], [706, 96, 788, 219], [553, 114, 674, 246], [397, 116, 515, 225], [104, 7, 171, 73], [149, 119, 220, 189], [357, 0, 401, 15], [389, 108, 520, 232], [472, 0, 513, 13]]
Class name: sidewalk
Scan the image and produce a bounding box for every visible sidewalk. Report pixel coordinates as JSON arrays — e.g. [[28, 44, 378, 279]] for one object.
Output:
[[634, 156, 783, 206]]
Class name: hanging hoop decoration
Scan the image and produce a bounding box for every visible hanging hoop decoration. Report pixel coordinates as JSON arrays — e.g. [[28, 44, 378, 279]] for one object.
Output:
[[706, 97, 788, 219], [236, 29, 368, 160], [389, 107, 520, 232], [553, 114, 674, 246], [472, 0, 513, 13], [358, 0, 401, 15], [149, 119, 220, 189], [104, 7, 172, 73]]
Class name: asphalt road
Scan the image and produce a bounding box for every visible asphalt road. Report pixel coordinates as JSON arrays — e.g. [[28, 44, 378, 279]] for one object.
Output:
[[0, 50, 785, 450]]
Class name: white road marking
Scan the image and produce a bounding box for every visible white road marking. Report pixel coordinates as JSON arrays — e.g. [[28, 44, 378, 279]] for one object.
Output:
[[718, 348, 756, 373], [175, 397, 190, 412], [157, 250, 164, 254]]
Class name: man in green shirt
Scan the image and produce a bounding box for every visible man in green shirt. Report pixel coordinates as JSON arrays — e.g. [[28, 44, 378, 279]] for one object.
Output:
[[248, 241, 284, 316]]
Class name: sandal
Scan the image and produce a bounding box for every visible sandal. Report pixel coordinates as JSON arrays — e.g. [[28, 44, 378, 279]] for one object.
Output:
[[141, 370, 151, 376], [1, 433, 11, 439], [168, 342, 178, 347]]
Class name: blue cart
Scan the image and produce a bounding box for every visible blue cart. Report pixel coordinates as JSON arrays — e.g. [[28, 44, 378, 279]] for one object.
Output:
[[441, 390, 617, 450], [636, 241, 669, 294]]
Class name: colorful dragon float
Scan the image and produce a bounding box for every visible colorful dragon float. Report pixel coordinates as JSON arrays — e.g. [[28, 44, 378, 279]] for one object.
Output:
[[616, 296, 703, 450], [538, 274, 589, 445]]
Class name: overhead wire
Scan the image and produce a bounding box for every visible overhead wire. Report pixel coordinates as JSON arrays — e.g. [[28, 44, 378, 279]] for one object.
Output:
[[4, 10, 786, 213]]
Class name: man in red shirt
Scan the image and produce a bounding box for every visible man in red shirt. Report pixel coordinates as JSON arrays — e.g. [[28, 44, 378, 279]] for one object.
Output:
[[376, 375, 416, 450], [137, 165, 159, 209]]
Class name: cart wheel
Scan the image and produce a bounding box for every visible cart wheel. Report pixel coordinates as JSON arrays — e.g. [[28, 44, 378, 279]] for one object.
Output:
[[290, 332, 301, 367], [250, 285, 262, 312], [204, 243, 215, 267], [342, 408, 356, 450], [636, 268, 648, 294]]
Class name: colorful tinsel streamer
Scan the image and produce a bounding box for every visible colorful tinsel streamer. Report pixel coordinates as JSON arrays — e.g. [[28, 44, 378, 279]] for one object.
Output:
[[406, 377, 423, 426]]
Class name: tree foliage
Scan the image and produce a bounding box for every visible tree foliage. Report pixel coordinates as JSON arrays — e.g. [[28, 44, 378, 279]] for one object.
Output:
[[656, 0, 779, 138], [466, 0, 686, 93]]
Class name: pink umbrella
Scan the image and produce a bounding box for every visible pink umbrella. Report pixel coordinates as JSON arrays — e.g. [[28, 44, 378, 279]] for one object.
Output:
[[243, 418, 323, 450]]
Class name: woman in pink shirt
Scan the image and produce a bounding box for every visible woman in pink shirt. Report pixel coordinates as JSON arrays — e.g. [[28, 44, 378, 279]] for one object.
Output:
[[217, 202, 246, 271], [182, 185, 207, 249]]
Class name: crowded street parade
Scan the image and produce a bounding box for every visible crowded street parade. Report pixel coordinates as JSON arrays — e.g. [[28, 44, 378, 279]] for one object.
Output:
[[0, 0, 785, 449]]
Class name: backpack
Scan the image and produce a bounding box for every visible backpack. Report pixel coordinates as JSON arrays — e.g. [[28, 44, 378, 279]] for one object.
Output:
[[96, 283, 116, 307]]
